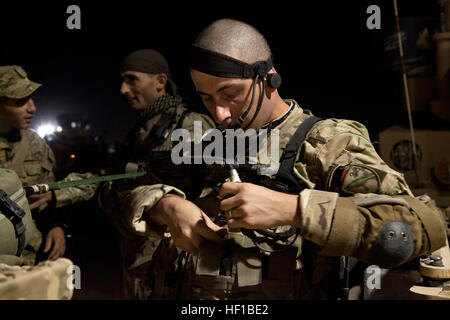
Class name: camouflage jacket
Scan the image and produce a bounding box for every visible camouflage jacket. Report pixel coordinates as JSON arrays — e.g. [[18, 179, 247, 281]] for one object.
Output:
[[108, 101, 216, 231], [120, 99, 446, 299], [103, 98, 215, 299], [0, 129, 97, 210], [0, 129, 55, 186]]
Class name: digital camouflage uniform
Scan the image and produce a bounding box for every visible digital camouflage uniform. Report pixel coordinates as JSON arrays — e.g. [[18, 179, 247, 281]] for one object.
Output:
[[103, 93, 215, 299], [0, 65, 98, 265], [0, 129, 97, 210], [120, 100, 447, 300]]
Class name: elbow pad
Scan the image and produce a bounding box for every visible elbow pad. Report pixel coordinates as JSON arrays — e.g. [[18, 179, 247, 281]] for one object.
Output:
[[370, 220, 414, 268]]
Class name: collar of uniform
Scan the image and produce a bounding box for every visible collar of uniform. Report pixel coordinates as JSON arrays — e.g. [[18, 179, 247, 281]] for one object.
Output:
[[259, 100, 297, 133], [264, 99, 305, 134]]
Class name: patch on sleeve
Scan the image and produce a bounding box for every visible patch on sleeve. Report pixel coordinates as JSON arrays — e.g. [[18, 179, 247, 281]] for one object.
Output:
[[341, 164, 384, 194]]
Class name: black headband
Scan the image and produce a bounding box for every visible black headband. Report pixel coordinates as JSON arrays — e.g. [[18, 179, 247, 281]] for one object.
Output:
[[190, 45, 273, 79]]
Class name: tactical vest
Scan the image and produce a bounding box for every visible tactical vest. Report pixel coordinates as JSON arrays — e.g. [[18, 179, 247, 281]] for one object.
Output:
[[236, 116, 324, 252], [0, 169, 38, 266], [178, 115, 344, 300]]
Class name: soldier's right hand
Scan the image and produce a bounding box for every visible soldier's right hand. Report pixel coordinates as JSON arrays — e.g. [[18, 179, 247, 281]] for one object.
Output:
[[28, 191, 53, 210], [149, 194, 226, 254]]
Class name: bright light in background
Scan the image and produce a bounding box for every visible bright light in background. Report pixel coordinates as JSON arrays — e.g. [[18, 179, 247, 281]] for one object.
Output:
[[37, 124, 56, 138], [56, 126, 63, 132]]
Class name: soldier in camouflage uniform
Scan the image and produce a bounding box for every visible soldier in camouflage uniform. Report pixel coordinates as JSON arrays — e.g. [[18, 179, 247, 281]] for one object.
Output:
[[102, 49, 215, 299], [0, 65, 97, 265], [118, 19, 448, 300]]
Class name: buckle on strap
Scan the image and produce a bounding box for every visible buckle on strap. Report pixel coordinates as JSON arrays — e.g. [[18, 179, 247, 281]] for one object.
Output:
[[0, 189, 27, 256]]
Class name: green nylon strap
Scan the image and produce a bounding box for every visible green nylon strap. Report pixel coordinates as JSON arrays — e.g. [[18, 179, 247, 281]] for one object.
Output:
[[47, 171, 147, 191]]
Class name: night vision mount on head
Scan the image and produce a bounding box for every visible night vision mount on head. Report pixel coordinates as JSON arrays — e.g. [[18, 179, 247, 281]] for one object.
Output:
[[190, 45, 282, 130]]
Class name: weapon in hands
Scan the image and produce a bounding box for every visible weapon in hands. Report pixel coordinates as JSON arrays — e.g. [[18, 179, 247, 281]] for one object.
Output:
[[217, 166, 299, 253]]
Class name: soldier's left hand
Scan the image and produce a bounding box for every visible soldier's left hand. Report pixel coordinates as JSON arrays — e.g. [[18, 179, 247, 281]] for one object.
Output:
[[44, 226, 66, 260], [219, 182, 300, 229]]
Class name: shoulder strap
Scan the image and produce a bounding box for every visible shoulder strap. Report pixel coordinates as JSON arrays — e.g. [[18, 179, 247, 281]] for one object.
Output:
[[274, 116, 324, 192]]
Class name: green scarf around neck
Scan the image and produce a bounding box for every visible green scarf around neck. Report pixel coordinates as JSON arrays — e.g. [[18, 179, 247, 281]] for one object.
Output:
[[138, 93, 183, 123]]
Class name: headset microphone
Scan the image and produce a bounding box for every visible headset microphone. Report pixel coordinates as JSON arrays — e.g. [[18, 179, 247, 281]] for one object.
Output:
[[228, 72, 281, 130]]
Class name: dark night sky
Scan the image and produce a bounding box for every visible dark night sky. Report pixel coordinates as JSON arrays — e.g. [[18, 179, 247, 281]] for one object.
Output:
[[0, 0, 446, 144]]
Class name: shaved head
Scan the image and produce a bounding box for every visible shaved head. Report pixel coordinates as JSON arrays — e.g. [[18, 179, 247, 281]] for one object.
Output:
[[190, 19, 288, 131], [193, 19, 272, 64]]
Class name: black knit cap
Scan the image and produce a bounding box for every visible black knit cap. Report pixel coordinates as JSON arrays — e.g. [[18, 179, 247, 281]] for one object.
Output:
[[121, 49, 178, 95]]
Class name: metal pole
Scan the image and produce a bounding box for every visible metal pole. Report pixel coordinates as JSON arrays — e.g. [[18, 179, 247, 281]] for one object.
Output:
[[393, 0, 423, 186]]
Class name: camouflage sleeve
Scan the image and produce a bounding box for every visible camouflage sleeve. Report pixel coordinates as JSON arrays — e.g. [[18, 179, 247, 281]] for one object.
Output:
[[297, 119, 447, 266], [301, 119, 412, 195], [119, 184, 186, 238], [53, 172, 99, 208]]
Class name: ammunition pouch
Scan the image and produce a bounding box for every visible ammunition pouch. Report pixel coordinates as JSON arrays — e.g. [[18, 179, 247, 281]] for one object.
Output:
[[180, 231, 303, 299]]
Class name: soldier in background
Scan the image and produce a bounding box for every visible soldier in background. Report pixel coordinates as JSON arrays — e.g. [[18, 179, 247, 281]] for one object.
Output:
[[119, 19, 447, 299], [0, 65, 97, 265], [101, 49, 215, 299]]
